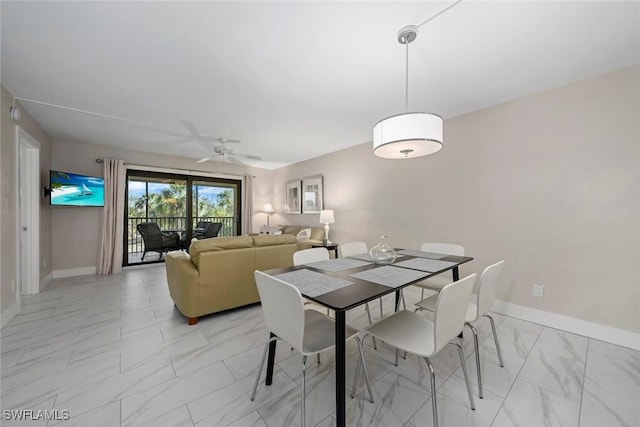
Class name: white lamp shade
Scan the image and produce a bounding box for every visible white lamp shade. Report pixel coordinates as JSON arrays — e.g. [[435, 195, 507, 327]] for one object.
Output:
[[262, 203, 274, 213], [319, 209, 335, 224], [373, 112, 443, 159]]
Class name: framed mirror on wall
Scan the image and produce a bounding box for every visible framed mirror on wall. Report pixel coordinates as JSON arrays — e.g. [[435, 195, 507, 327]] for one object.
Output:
[[285, 180, 302, 214], [302, 175, 323, 214]]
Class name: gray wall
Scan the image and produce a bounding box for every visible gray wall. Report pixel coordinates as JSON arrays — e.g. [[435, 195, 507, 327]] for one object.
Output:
[[270, 66, 640, 333], [50, 139, 272, 271]]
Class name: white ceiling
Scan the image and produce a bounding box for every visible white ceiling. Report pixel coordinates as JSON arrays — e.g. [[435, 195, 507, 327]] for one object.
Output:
[[2, 1, 639, 169]]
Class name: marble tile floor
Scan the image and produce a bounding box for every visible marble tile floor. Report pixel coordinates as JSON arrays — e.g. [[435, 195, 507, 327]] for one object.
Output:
[[1, 265, 639, 426]]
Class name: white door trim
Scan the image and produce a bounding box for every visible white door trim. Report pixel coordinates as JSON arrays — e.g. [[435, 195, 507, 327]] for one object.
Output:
[[16, 127, 41, 296]]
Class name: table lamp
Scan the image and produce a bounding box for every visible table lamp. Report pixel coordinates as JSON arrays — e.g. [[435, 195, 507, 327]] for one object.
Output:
[[319, 209, 335, 244], [262, 203, 274, 226]]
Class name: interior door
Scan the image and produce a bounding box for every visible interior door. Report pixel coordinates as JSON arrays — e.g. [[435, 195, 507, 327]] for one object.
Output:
[[18, 129, 40, 296]]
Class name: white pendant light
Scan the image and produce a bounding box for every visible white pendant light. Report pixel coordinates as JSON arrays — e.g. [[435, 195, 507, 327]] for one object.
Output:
[[373, 25, 443, 159]]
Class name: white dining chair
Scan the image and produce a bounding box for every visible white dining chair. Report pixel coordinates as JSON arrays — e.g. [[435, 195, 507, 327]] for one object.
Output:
[[352, 274, 477, 427], [412, 243, 466, 299], [293, 247, 330, 266], [415, 260, 505, 399], [252, 271, 373, 427]]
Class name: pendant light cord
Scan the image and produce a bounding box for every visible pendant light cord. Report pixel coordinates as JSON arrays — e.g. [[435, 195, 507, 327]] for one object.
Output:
[[402, 1, 463, 112], [405, 40, 410, 111], [416, 0, 464, 29]]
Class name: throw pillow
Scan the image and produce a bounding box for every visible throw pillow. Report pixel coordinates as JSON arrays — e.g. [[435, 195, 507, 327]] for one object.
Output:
[[273, 230, 282, 235], [260, 225, 280, 234], [296, 228, 311, 241]]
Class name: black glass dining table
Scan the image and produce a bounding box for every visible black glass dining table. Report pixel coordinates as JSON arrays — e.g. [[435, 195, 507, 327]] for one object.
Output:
[[259, 249, 473, 427]]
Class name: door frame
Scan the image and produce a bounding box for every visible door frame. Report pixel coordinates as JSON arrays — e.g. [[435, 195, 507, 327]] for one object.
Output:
[[16, 127, 41, 296]]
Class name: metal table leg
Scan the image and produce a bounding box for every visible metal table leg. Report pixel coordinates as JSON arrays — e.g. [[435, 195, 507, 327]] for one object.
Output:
[[335, 310, 346, 426], [265, 332, 277, 385]]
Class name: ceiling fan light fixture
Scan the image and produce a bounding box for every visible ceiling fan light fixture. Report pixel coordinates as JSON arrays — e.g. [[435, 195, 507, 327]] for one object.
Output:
[[373, 25, 443, 159]]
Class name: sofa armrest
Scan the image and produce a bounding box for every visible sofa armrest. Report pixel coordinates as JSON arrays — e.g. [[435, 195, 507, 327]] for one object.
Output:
[[166, 251, 200, 318]]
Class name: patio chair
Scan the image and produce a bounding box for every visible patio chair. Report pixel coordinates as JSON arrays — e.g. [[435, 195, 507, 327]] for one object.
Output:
[[193, 222, 223, 240], [136, 222, 181, 260]]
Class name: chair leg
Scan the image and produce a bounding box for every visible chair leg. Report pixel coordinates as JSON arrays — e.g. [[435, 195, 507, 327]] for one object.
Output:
[[466, 322, 483, 399], [485, 314, 504, 367], [301, 355, 307, 427], [351, 336, 363, 398], [365, 303, 373, 324], [251, 336, 278, 401], [450, 341, 476, 410], [141, 251, 146, 261], [351, 336, 374, 403], [421, 287, 425, 300], [364, 303, 377, 349], [423, 357, 439, 427], [401, 290, 407, 310]]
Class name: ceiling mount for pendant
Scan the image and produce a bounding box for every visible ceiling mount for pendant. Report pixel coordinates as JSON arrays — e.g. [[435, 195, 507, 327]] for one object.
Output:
[[372, 24, 443, 159], [397, 25, 418, 44]]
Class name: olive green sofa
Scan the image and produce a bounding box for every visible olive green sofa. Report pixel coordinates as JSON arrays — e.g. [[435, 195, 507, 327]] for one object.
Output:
[[165, 234, 298, 324]]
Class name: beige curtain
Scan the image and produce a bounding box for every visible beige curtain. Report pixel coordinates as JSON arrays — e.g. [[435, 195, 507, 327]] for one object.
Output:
[[242, 174, 253, 235], [96, 159, 126, 274]]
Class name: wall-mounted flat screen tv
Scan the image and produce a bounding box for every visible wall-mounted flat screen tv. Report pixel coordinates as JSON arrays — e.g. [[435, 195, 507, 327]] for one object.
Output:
[[50, 170, 105, 207]]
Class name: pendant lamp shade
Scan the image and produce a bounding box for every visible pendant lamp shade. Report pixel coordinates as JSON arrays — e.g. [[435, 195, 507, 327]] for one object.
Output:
[[373, 25, 443, 159], [373, 112, 443, 159]]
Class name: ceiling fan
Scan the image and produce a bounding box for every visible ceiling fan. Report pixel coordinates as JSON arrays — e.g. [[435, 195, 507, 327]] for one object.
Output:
[[156, 120, 260, 165], [195, 139, 262, 164]]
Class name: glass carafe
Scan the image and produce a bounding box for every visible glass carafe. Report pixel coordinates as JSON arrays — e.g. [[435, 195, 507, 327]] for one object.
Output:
[[369, 235, 397, 265]]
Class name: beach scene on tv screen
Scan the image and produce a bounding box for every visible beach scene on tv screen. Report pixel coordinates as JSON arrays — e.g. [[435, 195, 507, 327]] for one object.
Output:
[[51, 171, 105, 207]]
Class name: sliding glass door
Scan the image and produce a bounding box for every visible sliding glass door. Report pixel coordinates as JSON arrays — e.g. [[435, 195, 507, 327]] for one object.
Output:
[[192, 180, 238, 237], [125, 170, 241, 266]]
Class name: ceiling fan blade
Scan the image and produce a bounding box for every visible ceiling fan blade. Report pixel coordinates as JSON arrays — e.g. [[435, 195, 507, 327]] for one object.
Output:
[[140, 137, 190, 145], [226, 155, 245, 165], [223, 138, 242, 144], [181, 120, 202, 137], [234, 153, 262, 160], [195, 156, 214, 163]]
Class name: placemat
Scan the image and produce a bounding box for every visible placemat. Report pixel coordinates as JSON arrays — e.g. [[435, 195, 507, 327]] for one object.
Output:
[[274, 269, 353, 297], [348, 253, 373, 261], [307, 258, 371, 272], [349, 253, 407, 262], [394, 257, 458, 272], [349, 265, 428, 288], [397, 249, 449, 259]]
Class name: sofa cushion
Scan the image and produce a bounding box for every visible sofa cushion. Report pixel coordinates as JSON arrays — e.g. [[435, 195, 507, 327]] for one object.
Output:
[[282, 225, 301, 235], [189, 236, 254, 267], [252, 234, 296, 247]]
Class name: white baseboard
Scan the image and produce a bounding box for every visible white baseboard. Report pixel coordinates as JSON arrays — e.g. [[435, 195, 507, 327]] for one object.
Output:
[[1, 302, 19, 329], [493, 300, 640, 351], [40, 272, 52, 290], [52, 266, 97, 279]]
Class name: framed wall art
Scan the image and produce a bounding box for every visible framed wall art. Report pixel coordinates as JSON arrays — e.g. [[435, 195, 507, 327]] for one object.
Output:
[[285, 180, 302, 214], [302, 175, 323, 214]]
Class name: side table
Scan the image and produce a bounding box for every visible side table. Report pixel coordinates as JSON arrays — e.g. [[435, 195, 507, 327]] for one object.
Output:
[[311, 242, 339, 258]]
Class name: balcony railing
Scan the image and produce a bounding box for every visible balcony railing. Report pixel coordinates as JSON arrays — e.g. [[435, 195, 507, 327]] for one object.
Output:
[[127, 216, 235, 259]]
